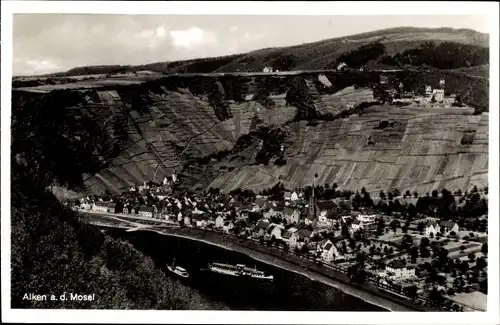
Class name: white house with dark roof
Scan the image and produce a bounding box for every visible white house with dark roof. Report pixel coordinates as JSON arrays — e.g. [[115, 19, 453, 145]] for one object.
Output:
[[425, 221, 441, 236], [138, 206, 154, 218], [439, 221, 459, 235], [317, 239, 339, 262]]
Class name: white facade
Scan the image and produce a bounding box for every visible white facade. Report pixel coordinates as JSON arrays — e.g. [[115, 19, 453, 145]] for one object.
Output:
[[263, 67, 273, 73], [385, 265, 416, 278], [425, 224, 441, 236], [138, 210, 153, 218], [215, 216, 225, 228], [290, 191, 299, 201], [337, 62, 347, 71], [432, 89, 445, 102], [92, 203, 108, 213], [270, 226, 282, 240], [357, 214, 376, 222]]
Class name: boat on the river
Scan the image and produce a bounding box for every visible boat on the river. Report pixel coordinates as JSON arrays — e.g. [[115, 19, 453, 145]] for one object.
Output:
[[207, 262, 273, 281], [167, 259, 189, 278]]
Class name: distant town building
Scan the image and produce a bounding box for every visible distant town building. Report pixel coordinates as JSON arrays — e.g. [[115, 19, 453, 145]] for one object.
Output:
[[385, 261, 416, 278], [433, 89, 445, 102], [425, 85, 433, 96], [425, 221, 441, 236], [439, 221, 459, 235], [263, 66, 273, 73], [439, 79, 446, 89], [290, 191, 299, 201], [138, 206, 155, 218], [317, 239, 340, 262], [337, 62, 348, 71]]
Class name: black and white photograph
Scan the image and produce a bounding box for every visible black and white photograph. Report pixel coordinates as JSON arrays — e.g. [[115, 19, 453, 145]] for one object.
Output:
[[1, 1, 499, 324]]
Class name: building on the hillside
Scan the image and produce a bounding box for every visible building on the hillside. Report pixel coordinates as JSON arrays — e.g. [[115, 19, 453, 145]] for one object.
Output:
[[80, 201, 92, 210], [263, 67, 273, 73], [439, 221, 459, 235], [290, 191, 299, 201], [385, 261, 416, 278], [283, 207, 300, 224], [425, 221, 441, 236], [337, 62, 348, 71], [380, 75, 389, 85], [184, 215, 191, 226], [138, 206, 155, 218], [425, 85, 432, 97], [439, 79, 446, 89]]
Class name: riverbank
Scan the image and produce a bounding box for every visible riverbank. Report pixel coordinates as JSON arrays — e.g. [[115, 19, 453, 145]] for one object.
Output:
[[142, 226, 419, 312]]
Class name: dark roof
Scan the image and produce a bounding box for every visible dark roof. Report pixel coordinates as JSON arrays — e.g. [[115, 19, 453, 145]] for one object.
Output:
[[282, 232, 292, 239], [254, 198, 267, 206], [388, 260, 407, 269], [317, 201, 337, 211], [324, 243, 333, 251], [427, 221, 440, 228], [283, 207, 296, 215], [297, 229, 312, 240], [257, 220, 270, 229], [352, 220, 361, 225], [139, 206, 154, 213], [439, 220, 458, 229]]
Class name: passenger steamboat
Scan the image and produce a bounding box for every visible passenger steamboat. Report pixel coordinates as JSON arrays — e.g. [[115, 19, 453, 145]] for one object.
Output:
[[207, 262, 274, 281], [166, 259, 189, 278]]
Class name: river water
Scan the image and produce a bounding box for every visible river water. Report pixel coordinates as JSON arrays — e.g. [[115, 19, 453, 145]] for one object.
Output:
[[107, 229, 387, 311]]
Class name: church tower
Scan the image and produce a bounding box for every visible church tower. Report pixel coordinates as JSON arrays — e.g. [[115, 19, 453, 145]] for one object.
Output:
[[309, 174, 318, 219]]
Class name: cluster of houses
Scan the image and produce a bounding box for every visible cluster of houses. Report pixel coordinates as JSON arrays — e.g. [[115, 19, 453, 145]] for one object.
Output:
[[74, 176, 469, 284]]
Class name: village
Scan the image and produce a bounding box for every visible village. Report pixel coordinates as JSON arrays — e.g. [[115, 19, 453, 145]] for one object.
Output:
[[71, 173, 488, 312]]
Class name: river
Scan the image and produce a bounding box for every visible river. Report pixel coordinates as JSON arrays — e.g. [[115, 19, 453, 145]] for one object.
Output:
[[106, 228, 388, 311]]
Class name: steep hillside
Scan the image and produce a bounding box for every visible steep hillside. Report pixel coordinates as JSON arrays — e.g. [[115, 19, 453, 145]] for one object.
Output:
[[11, 164, 225, 309], [12, 71, 488, 197]]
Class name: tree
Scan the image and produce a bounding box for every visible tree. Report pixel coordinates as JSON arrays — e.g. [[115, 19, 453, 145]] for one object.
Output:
[[379, 190, 386, 200], [410, 246, 419, 263], [417, 222, 425, 234], [476, 257, 487, 270], [428, 287, 444, 304], [405, 285, 418, 300], [459, 245, 466, 253], [401, 234, 413, 251], [389, 220, 400, 232], [413, 191, 418, 198], [449, 231, 456, 238], [467, 252, 476, 262], [481, 243, 488, 255], [402, 225, 408, 233]]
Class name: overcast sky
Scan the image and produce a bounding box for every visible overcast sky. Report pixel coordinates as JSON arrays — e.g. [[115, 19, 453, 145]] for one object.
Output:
[[13, 14, 488, 76]]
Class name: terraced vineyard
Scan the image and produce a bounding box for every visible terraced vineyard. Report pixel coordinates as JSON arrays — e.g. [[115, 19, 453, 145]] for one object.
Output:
[[12, 71, 488, 196]]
